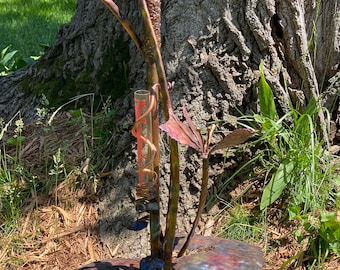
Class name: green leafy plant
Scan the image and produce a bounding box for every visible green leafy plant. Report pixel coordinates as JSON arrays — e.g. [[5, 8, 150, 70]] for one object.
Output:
[[0, 115, 31, 228], [0, 46, 18, 74], [48, 148, 66, 197], [258, 61, 278, 120], [288, 206, 340, 267], [0, 45, 36, 75], [240, 61, 334, 212]]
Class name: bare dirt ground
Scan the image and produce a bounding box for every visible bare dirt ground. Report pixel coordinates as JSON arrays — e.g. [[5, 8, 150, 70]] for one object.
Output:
[[0, 113, 339, 269]]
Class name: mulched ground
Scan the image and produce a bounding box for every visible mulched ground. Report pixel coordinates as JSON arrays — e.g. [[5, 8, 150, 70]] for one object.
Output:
[[0, 113, 339, 269]]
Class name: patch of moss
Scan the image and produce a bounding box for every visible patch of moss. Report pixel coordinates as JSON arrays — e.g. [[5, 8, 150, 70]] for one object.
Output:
[[20, 35, 130, 108], [96, 35, 130, 100]]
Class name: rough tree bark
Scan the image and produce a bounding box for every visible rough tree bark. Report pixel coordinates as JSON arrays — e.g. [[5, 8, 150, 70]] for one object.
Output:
[[0, 0, 339, 258]]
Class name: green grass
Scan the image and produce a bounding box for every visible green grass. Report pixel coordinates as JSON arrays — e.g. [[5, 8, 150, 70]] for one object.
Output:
[[0, 0, 77, 57], [216, 203, 264, 243]]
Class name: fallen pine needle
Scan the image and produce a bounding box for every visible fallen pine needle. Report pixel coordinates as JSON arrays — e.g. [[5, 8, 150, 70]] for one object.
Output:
[[40, 225, 87, 244]]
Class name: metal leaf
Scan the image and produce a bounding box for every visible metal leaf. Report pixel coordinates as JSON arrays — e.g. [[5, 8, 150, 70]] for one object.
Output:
[[173, 235, 265, 270], [159, 108, 203, 152], [209, 128, 257, 154]]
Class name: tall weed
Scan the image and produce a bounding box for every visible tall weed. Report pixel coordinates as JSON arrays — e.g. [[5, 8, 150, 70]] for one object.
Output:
[[240, 61, 335, 213]]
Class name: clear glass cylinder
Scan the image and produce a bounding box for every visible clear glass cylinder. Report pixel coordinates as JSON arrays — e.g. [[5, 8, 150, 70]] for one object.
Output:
[[134, 90, 154, 187]]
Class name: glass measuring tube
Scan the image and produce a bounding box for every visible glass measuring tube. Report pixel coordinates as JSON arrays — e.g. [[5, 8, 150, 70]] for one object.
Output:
[[134, 90, 154, 188]]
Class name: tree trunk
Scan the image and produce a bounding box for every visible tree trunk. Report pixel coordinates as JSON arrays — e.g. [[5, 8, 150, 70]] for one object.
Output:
[[0, 0, 339, 258]]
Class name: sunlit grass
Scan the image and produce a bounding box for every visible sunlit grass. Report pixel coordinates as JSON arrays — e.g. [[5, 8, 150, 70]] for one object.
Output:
[[0, 0, 77, 57]]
